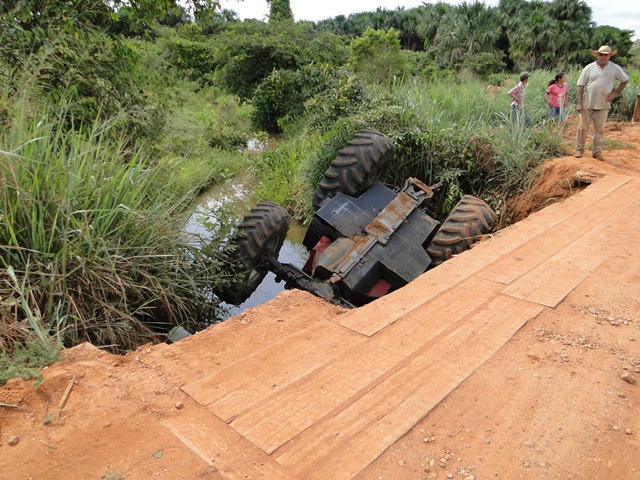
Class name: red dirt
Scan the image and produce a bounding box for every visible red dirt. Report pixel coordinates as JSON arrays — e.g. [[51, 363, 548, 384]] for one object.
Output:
[[1, 120, 639, 480]]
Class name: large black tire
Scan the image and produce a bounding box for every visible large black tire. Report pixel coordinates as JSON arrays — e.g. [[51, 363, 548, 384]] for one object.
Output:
[[218, 202, 290, 305], [312, 128, 394, 211], [426, 195, 496, 267]]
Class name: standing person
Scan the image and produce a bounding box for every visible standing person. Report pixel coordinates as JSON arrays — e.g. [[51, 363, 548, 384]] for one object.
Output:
[[508, 71, 530, 126], [575, 45, 629, 160], [545, 72, 568, 121]]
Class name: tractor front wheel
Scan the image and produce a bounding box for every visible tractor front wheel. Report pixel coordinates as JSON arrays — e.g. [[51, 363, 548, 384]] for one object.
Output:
[[217, 202, 290, 305]]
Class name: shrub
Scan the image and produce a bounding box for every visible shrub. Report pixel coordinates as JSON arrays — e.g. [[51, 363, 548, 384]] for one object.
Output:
[[303, 71, 369, 130], [211, 21, 349, 101], [461, 52, 507, 79], [164, 37, 217, 83], [251, 64, 355, 132], [1, 9, 166, 142], [251, 75, 566, 224], [349, 28, 409, 85]]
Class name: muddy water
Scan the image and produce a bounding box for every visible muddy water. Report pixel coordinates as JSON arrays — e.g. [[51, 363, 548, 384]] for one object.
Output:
[[184, 176, 308, 320]]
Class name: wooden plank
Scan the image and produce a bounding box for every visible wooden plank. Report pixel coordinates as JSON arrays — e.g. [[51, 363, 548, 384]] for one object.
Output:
[[339, 174, 631, 335], [228, 278, 505, 454], [476, 177, 639, 285], [502, 188, 640, 307], [182, 320, 364, 422], [277, 295, 544, 479], [161, 407, 295, 480], [339, 262, 491, 337]]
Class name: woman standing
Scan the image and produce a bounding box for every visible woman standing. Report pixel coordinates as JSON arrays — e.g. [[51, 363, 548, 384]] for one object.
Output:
[[545, 72, 568, 121]]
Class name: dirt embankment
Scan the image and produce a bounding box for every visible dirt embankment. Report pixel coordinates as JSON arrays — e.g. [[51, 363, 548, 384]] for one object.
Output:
[[1, 120, 639, 480]]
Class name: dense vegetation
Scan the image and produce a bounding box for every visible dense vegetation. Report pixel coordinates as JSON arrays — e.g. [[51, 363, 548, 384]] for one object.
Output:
[[1, 0, 638, 380]]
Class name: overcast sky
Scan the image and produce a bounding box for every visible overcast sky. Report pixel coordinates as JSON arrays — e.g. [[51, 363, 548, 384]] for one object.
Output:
[[218, 0, 639, 41]]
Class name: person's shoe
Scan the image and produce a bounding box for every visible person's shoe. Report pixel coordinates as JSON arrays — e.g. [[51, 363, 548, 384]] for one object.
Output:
[[593, 153, 605, 161], [574, 151, 583, 158]]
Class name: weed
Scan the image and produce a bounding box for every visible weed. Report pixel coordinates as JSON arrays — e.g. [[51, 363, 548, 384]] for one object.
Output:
[[0, 339, 61, 387]]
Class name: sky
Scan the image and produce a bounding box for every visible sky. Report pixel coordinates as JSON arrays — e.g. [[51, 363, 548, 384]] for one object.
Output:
[[218, 0, 639, 41]]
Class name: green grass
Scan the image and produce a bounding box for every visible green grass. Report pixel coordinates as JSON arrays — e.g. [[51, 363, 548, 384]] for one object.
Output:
[[0, 339, 61, 387], [0, 106, 231, 355], [603, 138, 637, 150], [153, 83, 256, 198]]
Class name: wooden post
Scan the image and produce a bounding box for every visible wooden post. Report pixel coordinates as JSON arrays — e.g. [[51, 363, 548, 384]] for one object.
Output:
[[633, 94, 640, 124]]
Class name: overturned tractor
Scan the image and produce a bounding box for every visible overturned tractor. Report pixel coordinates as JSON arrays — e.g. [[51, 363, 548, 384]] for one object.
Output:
[[218, 129, 495, 308]]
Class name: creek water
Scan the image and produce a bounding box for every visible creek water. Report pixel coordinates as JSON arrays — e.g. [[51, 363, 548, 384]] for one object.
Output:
[[184, 176, 308, 320]]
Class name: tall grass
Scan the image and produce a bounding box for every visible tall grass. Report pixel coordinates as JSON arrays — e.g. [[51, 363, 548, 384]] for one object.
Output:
[[251, 129, 320, 221], [152, 82, 254, 198], [0, 107, 228, 354]]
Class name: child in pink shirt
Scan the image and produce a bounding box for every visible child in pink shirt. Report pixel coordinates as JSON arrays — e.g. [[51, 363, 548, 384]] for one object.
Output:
[[545, 72, 568, 121]]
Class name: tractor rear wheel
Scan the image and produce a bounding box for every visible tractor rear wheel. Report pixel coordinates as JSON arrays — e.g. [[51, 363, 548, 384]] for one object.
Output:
[[426, 195, 496, 267], [218, 202, 290, 305], [312, 128, 394, 211]]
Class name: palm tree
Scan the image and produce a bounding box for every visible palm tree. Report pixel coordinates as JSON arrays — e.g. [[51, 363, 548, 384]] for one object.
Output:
[[509, 7, 560, 69], [416, 3, 451, 48], [547, 0, 592, 22], [433, 2, 501, 69]]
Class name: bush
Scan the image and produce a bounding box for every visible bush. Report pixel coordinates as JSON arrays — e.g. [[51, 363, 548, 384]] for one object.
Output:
[[303, 71, 369, 130], [349, 28, 409, 85], [251, 64, 356, 132], [251, 75, 566, 224], [1, 9, 166, 141], [210, 21, 349, 101], [461, 52, 507, 79], [164, 37, 217, 83], [203, 92, 254, 149]]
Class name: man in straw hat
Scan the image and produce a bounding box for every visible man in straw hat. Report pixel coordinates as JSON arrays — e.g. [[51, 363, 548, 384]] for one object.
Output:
[[575, 45, 629, 161]]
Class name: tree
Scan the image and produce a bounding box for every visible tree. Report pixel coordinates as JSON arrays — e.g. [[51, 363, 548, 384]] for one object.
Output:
[[545, 0, 593, 66], [268, 0, 293, 23], [416, 3, 451, 48], [212, 21, 348, 100], [547, 0, 591, 23], [512, 11, 559, 68], [590, 26, 635, 66], [432, 2, 501, 70], [0, 0, 165, 138], [111, 0, 221, 21], [0, 0, 223, 35], [349, 28, 408, 85]]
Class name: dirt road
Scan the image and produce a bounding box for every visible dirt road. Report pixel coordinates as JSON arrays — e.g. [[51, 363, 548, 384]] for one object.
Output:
[[1, 121, 639, 480]]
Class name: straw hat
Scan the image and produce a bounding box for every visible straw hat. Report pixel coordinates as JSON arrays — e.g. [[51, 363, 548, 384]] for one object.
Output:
[[591, 45, 618, 57]]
